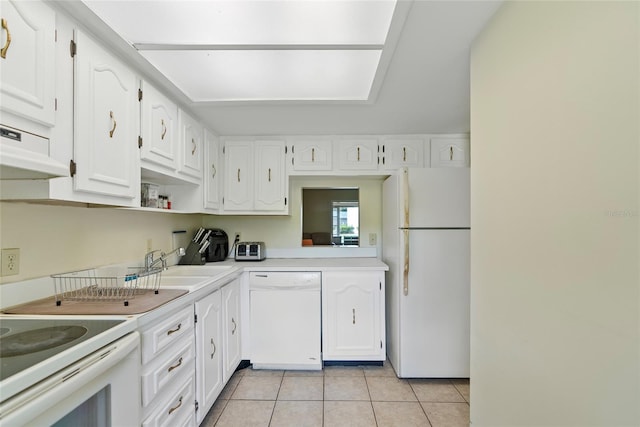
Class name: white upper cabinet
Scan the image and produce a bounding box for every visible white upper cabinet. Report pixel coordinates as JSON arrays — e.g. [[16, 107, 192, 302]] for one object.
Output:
[[380, 138, 425, 170], [73, 29, 139, 200], [140, 80, 178, 175], [336, 139, 379, 171], [203, 128, 221, 212], [177, 109, 203, 182], [290, 139, 332, 172], [430, 137, 470, 168], [223, 139, 287, 214], [223, 140, 253, 211], [0, 0, 55, 127], [254, 140, 286, 211]]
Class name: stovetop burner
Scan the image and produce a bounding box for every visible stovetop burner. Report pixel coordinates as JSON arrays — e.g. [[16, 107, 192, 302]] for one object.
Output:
[[0, 318, 124, 382], [1, 325, 88, 358]]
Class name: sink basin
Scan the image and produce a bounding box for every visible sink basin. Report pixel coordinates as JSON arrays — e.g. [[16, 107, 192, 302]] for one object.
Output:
[[162, 265, 234, 277], [156, 276, 213, 290]]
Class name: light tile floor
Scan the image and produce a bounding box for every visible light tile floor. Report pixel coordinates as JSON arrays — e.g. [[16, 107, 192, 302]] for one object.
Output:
[[201, 362, 470, 427]]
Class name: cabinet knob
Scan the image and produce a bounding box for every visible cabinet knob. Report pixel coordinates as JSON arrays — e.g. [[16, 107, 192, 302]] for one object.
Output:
[[168, 396, 183, 415], [109, 111, 117, 138], [1, 18, 11, 59]]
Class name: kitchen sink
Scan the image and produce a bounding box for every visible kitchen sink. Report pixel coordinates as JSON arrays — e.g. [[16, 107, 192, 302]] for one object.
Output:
[[162, 265, 234, 277]]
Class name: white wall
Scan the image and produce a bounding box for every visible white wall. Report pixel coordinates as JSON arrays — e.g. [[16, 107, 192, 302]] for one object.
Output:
[[0, 202, 201, 284], [470, 2, 639, 426]]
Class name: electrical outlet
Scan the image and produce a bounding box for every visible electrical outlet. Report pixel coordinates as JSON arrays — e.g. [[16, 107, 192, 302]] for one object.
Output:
[[368, 233, 377, 246], [146, 238, 153, 252], [1, 248, 20, 276], [234, 232, 241, 242]]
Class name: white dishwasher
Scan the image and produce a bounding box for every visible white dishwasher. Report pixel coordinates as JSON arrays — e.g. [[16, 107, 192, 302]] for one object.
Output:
[[249, 271, 322, 370]]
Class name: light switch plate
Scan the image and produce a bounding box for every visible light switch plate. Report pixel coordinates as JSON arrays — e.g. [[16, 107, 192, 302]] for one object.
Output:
[[368, 233, 377, 246]]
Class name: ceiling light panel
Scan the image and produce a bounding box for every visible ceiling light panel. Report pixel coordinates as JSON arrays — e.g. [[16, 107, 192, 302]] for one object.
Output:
[[139, 49, 382, 101], [84, 0, 397, 45]]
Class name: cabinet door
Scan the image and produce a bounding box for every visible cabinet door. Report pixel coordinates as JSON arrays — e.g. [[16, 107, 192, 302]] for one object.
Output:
[[291, 140, 332, 171], [203, 129, 221, 211], [322, 271, 385, 361], [337, 139, 379, 171], [195, 290, 223, 424], [73, 29, 139, 199], [254, 140, 286, 211], [140, 80, 178, 173], [381, 139, 425, 169], [178, 109, 203, 180], [223, 141, 253, 211], [0, 0, 55, 127], [430, 137, 469, 167], [222, 279, 241, 383]]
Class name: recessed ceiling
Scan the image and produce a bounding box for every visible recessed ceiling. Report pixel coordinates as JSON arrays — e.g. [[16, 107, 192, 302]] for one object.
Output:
[[83, 0, 399, 102], [74, 1, 503, 135]]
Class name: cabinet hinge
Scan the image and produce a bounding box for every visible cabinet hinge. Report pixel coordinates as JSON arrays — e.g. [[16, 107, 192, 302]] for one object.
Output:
[[195, 400, 199, 411], [285, 146, 288, 154], [70, 39, 76, 57], [138, 136, 143, 149], [222, 146, 225, 155], [55, 29, 57, 42], [194, 314, 198, 323], [284, 197, 287, 206], [380, 282, 382, 290], [138, 88, 143, 102], [380, 340, 383, 349], [69, 159, 77, 177], [291, 145, 295, 154]]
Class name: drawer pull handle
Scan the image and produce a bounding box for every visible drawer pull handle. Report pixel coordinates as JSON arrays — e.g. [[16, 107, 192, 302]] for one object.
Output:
[[212, 163, 217, 179], [109, 111, 117, 138], [168, 396, 183, 415], [352, 308, 356, 324], [161, 119, 167, 140], [191, 138, 196, 155], [1, 18, 11, 59], [211, 338, 216, 359], [231, 318, 237, 335], [168, 357, 183, 373], [167, 323, 182, 335]]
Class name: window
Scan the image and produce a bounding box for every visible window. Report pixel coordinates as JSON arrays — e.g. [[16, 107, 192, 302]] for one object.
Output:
[[332, 201, 359, 246]]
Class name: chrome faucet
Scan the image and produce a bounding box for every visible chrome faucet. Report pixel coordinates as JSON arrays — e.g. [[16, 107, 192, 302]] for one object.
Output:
[[144, 247, 186, 271]]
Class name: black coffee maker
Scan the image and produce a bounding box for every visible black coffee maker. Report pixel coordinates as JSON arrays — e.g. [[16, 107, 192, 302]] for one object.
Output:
[[204, 229, 228, 262]]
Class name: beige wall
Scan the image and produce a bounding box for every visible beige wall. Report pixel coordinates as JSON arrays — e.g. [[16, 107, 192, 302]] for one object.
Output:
[[202, 176, 384, 250], [0, 202, 201, 284], [470, 2, 639, 426]]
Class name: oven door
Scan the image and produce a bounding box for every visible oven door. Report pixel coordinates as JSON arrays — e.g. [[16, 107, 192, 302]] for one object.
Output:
[[0, 332, 140, 427]]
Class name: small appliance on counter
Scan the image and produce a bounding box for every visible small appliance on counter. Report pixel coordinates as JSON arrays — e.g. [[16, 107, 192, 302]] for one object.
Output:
[[235, 242, 266, 261], [179, 228, 228, 265]]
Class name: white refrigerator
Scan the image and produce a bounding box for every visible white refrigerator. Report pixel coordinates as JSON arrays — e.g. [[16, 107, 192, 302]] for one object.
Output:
[[382, 167, 470, 378]]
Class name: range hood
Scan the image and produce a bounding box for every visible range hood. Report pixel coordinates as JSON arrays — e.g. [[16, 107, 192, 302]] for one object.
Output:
[[0, 126, 69, 180]]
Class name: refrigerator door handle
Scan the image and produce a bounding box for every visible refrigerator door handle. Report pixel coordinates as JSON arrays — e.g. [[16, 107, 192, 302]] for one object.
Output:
[[403, 228, 410, 296]]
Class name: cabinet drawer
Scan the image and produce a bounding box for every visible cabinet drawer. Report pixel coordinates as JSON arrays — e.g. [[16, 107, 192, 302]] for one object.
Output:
[[141, 306, 194, 363], [142, 334, 195, 407], [142, 374, 195, 427]]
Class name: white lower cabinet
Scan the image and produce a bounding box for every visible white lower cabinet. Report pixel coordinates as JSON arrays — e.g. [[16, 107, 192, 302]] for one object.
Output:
[[194, 289, 223, 425], [140, 305, 196, 427], [322, 270, 386, 361], [193, 278, 242, 423], [222, 279, 242, 382]]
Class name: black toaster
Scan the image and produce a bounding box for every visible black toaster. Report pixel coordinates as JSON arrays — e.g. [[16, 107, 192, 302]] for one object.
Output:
[[204, 229, 229, 262]]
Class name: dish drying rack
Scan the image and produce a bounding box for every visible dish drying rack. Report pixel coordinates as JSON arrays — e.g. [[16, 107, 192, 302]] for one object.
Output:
[[52, 266, 163, 306]]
